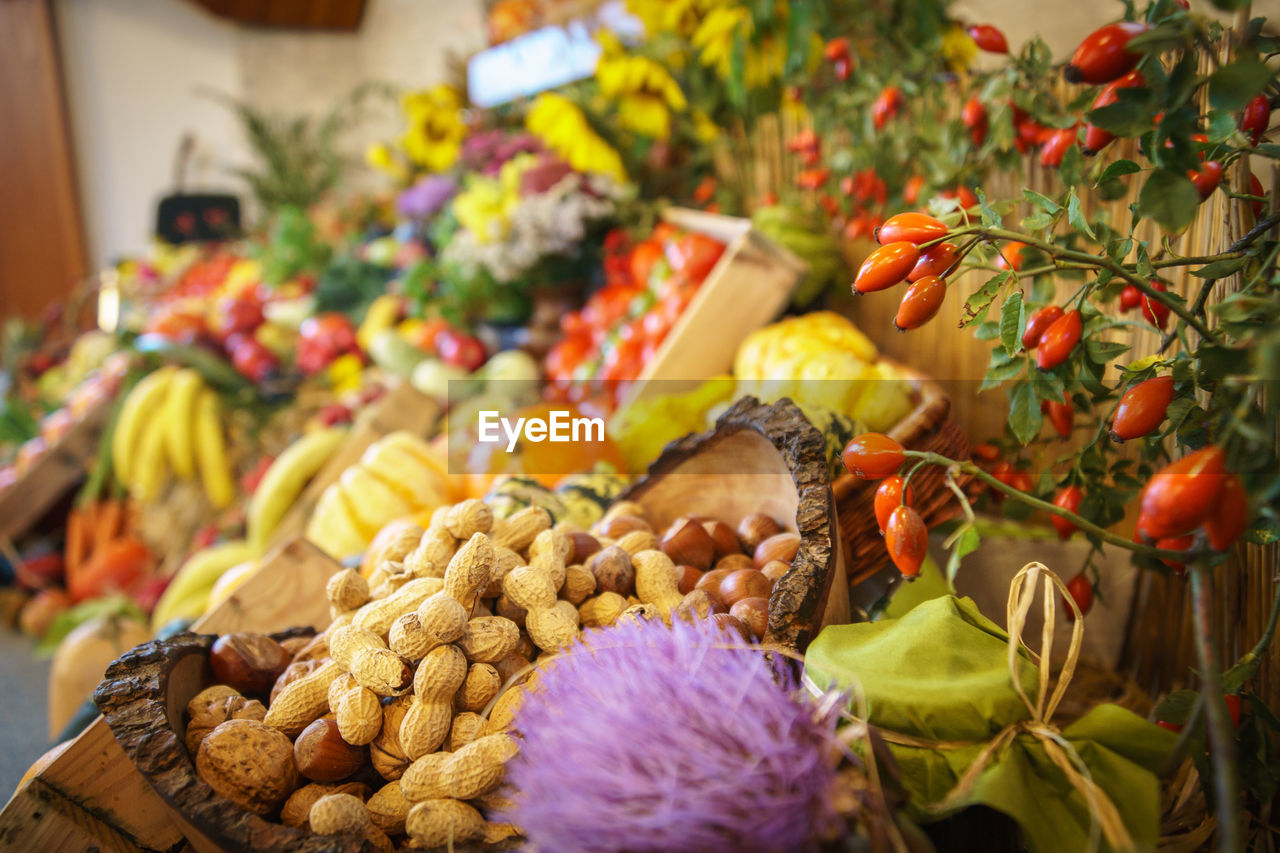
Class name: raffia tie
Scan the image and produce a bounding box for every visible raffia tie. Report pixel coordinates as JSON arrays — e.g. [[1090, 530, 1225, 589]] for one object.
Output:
[[867, 563, 1135, 853]]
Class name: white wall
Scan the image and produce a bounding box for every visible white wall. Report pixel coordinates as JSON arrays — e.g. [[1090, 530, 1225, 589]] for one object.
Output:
[[56, 0, 247, 269]]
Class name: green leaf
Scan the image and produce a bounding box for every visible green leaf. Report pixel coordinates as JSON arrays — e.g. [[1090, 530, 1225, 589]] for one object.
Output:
[[1208, 56, 1276, 111], [962, 271, 1012, 328], [976, 188, 1001, 228], [1021, 212, 1055, 231], [1023, 189, 1062, 214], [1191, 256, 1248, 279], [783, 0, 811, 75], [1066, 191, 1096, 240], [1205, 109, 1238, 143], [974, 320, 1001, 341], [1008, 381, 1043, 445], [1086, 100, 1158, 136], [1085, 339, 1130, 363], [1125, 23, 1188, 54], [1245, 517, 1280, 546], [1001, 291, 1026, 357], [728, 30, 747, 107], [1096, 160, 1141, 185], [1137, 169, 1201, 232], [945, 525, 981, 584], [1059, 144, 1085, 187]]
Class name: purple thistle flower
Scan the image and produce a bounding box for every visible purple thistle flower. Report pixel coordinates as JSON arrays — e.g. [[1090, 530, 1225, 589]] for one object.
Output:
[[502, 618, 842, 853], [396, 175, 457, 221]]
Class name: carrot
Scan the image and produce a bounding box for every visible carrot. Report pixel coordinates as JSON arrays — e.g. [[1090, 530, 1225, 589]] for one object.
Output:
[[65, 508, 87, 581], [96, 499, 124, 548]]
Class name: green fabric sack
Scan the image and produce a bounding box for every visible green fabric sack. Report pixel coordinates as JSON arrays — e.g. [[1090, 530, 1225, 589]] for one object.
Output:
[[805, 594, 1178, 853]]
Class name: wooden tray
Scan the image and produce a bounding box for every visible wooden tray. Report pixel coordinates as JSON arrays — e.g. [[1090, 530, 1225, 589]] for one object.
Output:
[[620, 207, 806, 406], [622, 396, 849, 651]]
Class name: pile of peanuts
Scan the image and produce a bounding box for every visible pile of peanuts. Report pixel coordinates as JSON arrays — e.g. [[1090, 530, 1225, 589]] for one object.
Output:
[[184, 496, 798, 849]]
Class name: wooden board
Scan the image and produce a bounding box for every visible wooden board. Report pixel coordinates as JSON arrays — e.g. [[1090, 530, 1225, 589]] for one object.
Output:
[[0, 538, 342, 852], [265, 379, 440, 550], [0, 399, 111, 542]]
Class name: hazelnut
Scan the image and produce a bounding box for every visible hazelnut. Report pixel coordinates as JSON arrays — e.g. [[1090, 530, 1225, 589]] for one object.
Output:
[[272, 658, 323, 705], [196, 718, 298, 814], [714, 553, 755, 572], [660, 518, 715, 570], [567, 531, 602, 564], [730, 597, 770, 639], [588, 546, 635, 596], [210, 634, 292, 696], [760, 559, 790, 584], [737, 513, 783, 551], [719, 569, 773, 607], [753, 532, 800, 569], [281, 781, 370, 829], [711, 613, 752, 641], [278, 635, 311, 658], [674, 589, 725, 622], [595, 514, 653, 539], [675, 564, 703, 595], [295, 718, 367, 783], [702, 520, 742, 561], [694, 568, 734, 606]]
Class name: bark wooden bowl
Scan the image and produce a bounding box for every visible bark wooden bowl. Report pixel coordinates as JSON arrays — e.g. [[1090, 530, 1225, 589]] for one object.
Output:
[[93, 628, 386, 853], [621, 395, 850, 651]]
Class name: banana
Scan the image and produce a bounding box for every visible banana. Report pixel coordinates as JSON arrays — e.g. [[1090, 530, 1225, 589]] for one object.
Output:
[[112, 366, 178, 487], [193, 389, 235, 509], [305, 484, 370, 559], [161, 369, 204, 479], [129, 418, 170, 502], [357, 293, 403, 352], [150, 539, 257, 630], [247, 426, 348, 552]]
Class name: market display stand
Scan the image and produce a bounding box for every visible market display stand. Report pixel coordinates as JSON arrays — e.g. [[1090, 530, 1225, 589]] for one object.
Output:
[[0, 538, 343, 852], [0, 399, 111, 543]]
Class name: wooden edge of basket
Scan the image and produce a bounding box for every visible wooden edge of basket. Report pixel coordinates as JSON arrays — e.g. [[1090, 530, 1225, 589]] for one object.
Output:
[[92, 628, 380, 853], [621, 396, 838, 652]]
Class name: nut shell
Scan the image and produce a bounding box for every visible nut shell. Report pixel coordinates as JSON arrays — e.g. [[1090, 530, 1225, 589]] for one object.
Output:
[[195, 718, 298, 815], [294, 718, 367, 782]]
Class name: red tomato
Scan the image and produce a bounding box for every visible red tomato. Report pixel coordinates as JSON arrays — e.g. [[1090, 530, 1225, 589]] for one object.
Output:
[[876, 212, 948, 246], [1111, 375, 1174, 442], [1141, 280, 1171, 330], [1065, 22, 1150, 85], [885, 505, 928, 577], [544, 336, 591, 380], [437, 330, 487, 372], [872, 86, 904, 130], [909, 242, 960, 281], [1138, 446, 1227, 540], [1240, 93, 1271, 147], [1022, 305, 1064, 350], [842, 433, 906, 479], [874, 475, 916, 535], [1051, 485, 1084, 539], [1205, 474, 1250, 552], [854, 242, 920, 293], [967, 24, 1009, 54], [895, 275, 948, 330], [1064, 573, 1094, 619], [227, 334, 279, 384], [210, 293, 264, 341], [668, 233, 725, 282], [629, 241, 664, 287], [1036, 309, 1082, 369]]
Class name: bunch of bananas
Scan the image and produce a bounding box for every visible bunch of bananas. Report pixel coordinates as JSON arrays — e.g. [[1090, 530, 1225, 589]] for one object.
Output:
[[111, 367, 235, 507], [150, 539, 257, 630], [306, 431, 452, 560], [751, 204, 848, 307], [246, 426, 348, 552]]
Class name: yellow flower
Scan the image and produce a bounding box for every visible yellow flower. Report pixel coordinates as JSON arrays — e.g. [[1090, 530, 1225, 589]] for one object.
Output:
[[400, 85, 466, 173], [453, 178, 511, 243], [365, 142, 409, 182], [690, 3, 787, 89], [328, 353, 365, 396], [941, 25, 978, 72], [526, 93, 628, 183], [690, 108, 720, 143], [596, 53, 688, 139], [627, 0, 728, 38]]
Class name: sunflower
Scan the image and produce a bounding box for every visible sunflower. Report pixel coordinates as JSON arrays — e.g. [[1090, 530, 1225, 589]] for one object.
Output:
[[526, 93, 628, 183], [627, 0, 729, 38], [941, 25, 978, 72], [400, 85, 467, 173], [690, 4, 788, 90], [596, 53, 688, 139]]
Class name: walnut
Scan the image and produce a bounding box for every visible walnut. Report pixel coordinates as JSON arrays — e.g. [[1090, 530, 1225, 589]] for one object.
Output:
[[195, 719, 298, 815], [185, 690, 267, 754]]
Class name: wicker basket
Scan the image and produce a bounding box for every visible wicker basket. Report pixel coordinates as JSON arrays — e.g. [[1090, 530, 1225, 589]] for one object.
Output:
[[833, 361, 970, 591]]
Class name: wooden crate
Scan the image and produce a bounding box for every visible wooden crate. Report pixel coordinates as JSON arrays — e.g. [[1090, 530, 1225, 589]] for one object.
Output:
[[620, 207, 806, 405], [0, 538, 343, 852]]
